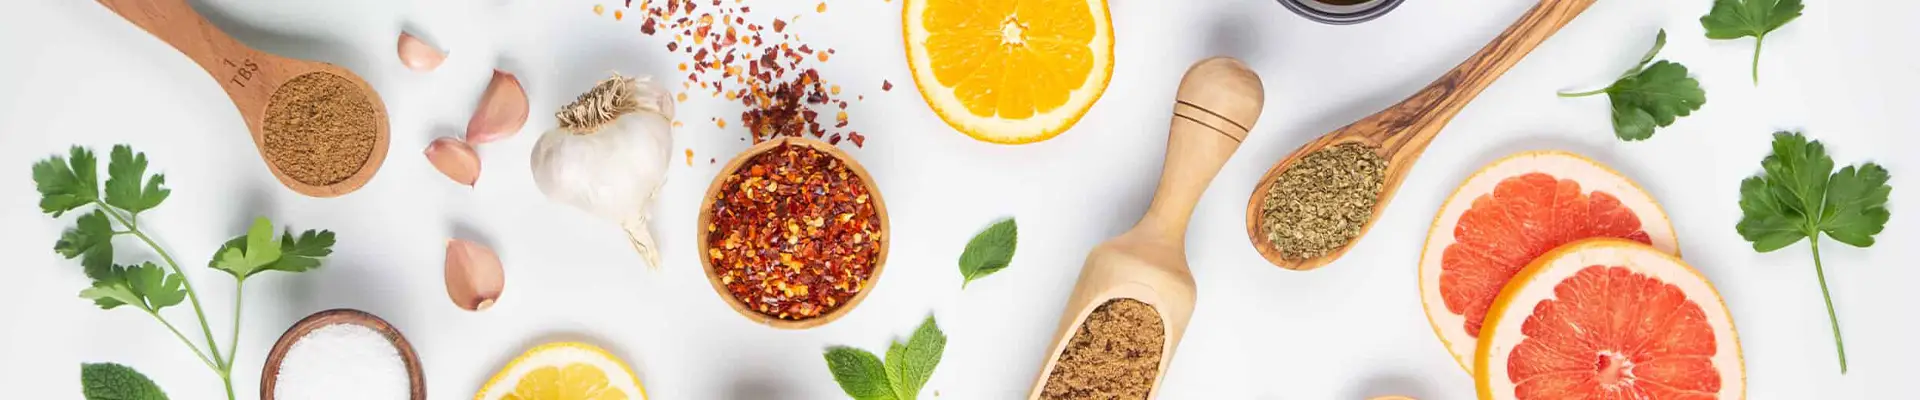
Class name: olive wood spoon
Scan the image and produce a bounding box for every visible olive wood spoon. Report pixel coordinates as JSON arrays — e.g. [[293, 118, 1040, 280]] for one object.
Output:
[[1028, 57, 1262, 400], [1245, 0, 1594, 271], [96, 0, 389, 197]]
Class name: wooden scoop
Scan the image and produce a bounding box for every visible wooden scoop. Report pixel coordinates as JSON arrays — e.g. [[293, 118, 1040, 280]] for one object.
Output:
[[1245, 0, 1594, 271], [1027, 57, 1262, 400], [96, 0, 389, 197]]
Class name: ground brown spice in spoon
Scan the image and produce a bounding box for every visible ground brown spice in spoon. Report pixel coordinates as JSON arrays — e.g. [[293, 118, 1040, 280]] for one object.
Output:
[[1042, 298, 1165, 400], [262, 72, 378, 186]]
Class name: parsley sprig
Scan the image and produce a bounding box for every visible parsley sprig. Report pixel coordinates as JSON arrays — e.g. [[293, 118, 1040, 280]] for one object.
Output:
[[1559, 30, 1706, 141], [1736, 132, 1891, 374], [35, 145, 337, 400], [1701, 0, 1804, 84]]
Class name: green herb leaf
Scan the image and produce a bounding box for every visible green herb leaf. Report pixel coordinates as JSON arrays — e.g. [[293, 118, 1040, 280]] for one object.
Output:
[[269, 229, 336, 273], [1818, 164, 1891, 247], [210, 217, 288, 279], [1735, 131, 1891, 374], [78, 262, 185, 311], [1701, 0, 1803, 83], [56, 209, 118, 280], [1560, 31, 1705, 141], [104, 145, 169, 216], [81, 363, 170, 400], [895, 316, 945, 398], [33, 146, 100, 217], [958, 219, 1017, 288], [824, 346, 897, 400]]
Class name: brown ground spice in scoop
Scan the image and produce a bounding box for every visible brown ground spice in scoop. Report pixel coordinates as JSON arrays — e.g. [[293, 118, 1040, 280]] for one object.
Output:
[[1042, 298, 1165, 400], [261, 72, 378, 186]]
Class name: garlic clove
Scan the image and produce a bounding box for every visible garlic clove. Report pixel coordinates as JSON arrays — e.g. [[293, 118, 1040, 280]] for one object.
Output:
[[424, 137, 481, 186], [397, 32, 446, 72], [466, 70, 529, 144], [445, 238, 505, 311]]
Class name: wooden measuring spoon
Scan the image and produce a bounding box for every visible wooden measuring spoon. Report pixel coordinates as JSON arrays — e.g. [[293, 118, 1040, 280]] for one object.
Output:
[[1245, 0, 1594, 271], [96, 0, 390, 197], [1028, 57, 1262, 400]]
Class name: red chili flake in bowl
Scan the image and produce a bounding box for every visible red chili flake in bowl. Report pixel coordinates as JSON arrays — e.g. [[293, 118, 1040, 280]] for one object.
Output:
[[706, 143, 883, 321]]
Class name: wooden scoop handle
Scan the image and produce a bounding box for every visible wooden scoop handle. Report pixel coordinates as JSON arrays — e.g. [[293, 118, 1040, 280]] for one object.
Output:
[[95, 0, 261, 95], [1143, 57, 1265, 239]]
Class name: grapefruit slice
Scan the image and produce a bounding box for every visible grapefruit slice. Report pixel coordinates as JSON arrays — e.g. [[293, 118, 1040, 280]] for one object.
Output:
[[1475, 239, 1743, 400], [1419, 151, 1678, 375]]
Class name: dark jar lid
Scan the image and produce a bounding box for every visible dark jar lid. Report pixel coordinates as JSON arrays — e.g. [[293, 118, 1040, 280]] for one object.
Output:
[[1277, 0, 1406, 25]]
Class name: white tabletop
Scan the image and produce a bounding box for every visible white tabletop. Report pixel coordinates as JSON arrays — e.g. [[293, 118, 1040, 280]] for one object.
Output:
[[2, 0, 1914, 399]]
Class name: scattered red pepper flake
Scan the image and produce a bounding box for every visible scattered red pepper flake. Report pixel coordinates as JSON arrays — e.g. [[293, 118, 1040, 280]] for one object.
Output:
[[593, 4, 606, 16], [685, 148, 694, 166], [816, 2, 827, 13], [707, 143, 882, 321], [882, 80, 892, 91]]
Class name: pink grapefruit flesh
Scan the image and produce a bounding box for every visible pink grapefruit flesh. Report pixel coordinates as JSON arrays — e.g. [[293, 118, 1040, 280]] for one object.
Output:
[[1419, 151, 1678, 375]]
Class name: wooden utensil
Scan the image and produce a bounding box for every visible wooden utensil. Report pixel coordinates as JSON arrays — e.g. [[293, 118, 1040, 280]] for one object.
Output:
[[1245, 0, 1595, 271], [261, 309, 425, 400], [1027, 57, 1262, 399], [95, 0, 390, 197], [697, 136, 890, 330]]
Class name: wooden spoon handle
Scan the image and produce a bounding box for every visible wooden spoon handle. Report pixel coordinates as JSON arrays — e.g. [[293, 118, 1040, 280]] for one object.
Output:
[[1364, 0, 1595, 155], [1142, 57, 1265, 239], [95, 0, 262, 93]]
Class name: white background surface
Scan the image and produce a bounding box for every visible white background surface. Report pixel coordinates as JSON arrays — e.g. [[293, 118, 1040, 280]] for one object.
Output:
[[2, 0, 1915, 399]]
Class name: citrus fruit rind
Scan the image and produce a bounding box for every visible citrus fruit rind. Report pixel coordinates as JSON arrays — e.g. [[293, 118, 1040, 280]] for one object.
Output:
[[476, 342, 646, 400], [1475, 239, 1743, 400], [903, 0, 1114, 144], [1418, 150, 1679, 375]]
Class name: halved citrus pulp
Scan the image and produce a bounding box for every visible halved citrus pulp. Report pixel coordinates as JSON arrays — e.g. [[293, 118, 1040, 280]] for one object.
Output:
[[904, 0, 1113, 144], [476, 342, 646, 400], [1475, 239, 1743, 400], [1419, 151, 1678, 375]]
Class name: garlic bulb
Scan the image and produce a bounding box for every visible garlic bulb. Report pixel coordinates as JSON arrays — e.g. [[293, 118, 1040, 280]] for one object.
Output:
[[531, 73, 674, 268]]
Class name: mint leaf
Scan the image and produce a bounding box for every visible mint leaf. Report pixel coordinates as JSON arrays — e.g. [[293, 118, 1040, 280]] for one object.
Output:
[[209, 217, 286, 279], [81, 363, 170, 400], [958, 219, 1017, 288], [1735, 131, 1891, 374], [33, 146, 100, 217], [1819, 164, 1891, 247], [1701, 0, 1803, 83], [56, 209, 118, 280], [895, 316, 945, 398], [825, 346, 896, 400], [1561, 31, 1705, 141], [104, 145, 169, 216]]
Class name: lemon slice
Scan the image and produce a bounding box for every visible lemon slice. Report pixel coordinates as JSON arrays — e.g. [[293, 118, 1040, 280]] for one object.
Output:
[[476, 342, 645, 400], [904, 0, 1114, 144]]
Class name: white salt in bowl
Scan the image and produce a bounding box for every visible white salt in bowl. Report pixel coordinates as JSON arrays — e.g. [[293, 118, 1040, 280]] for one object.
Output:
[[261, 309, 425, 400]]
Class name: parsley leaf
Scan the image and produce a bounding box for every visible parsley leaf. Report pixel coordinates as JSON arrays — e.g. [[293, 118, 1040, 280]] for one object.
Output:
[[826, 315, 946, 400], [55, 209, 118, 280], [1735, 131, 1891, 374], [33, 146, 99, 217], [1560, 30, 1706, 141], [105, 145, 170, 217], [958, 219, 1017, 288], [1700, 0, 1803, 84], [78, 262, 186, 312], [81, 363, 170, 400], [209, 217, 283, 279]]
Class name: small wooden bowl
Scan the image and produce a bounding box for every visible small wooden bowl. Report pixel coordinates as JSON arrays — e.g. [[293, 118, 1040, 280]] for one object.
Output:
[[261, 309, 425, 400], [697, 137, 890, 330]]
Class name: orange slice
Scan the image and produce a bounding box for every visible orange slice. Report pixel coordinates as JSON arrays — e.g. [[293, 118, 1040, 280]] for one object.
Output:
[[1418, 151, 1679, 376], [1476, 239, 1744, 400], [904, 0, 1114, 144]]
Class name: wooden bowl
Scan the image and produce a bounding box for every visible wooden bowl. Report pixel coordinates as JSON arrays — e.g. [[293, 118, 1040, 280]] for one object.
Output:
[[261, 309, 425, 400], [697, 136, 890, 330]]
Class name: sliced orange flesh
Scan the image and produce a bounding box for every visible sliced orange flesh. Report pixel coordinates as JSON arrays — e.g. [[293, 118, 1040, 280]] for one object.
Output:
[[1442, 172, 1654, 339], [906, 0, 1113, 143]]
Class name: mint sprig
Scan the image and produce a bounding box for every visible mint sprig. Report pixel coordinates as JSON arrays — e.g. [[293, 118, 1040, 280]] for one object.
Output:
[[958, 218, 1017, 288], [825, 316, 946, 400]]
